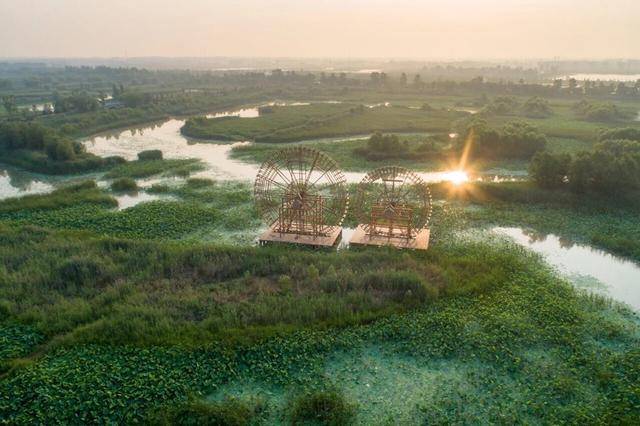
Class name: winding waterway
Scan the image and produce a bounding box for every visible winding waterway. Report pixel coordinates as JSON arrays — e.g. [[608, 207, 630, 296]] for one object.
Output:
[[81, 103, 521, 184], [494, 227, 640, 311]]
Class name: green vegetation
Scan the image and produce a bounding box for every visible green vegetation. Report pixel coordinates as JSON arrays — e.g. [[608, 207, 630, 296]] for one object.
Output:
[[148, 397, 267, 426], [53, 91, 99, 114], [0, 122, 123, 174], [530, 140, 640, 194], [110, 177, 138, 192], [461, 119, 547, 159], [352, 132, 448, 162], [480, 95, 521, 115], [231, 134, 458, 172], [0, 178, 258, 243], [290, 390, 356, 425], [138, 149, 163, 161], [0, 178, 639, 423], [522, 96, 553, 118], [0, 223, 638, 423], [3, 63, 640, 424], [0, 180, 117, 213], [438, 181, 640, 262], [105, 158, 203, 179], [231, 132, 535, 173], [573, 100, 633, 122], [182, 103, 463, 143]]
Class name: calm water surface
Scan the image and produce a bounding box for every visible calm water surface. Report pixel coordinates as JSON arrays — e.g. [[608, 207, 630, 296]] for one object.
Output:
[[113, 192, 173, 210], [0, 167, 56, 200], [494, 227, 640, 311]]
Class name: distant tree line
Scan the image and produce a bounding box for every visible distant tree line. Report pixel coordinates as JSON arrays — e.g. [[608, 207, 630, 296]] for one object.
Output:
[[53, 91, 99, 114]]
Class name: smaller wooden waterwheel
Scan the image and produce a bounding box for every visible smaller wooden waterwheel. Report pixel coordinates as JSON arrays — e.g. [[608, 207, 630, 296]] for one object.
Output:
[[353, 166, 432, 239]]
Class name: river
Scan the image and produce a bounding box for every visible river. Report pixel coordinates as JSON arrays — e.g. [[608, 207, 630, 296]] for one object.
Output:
[[494, 227, 640, 311]]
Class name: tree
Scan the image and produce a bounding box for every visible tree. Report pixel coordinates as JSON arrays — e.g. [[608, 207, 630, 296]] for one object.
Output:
[[521, 96, 553, 118], [553, 79, 563, 92], [566, 140, 640, 194], [568, 153, 592, 193], [399, 73, 407, 87], [463, 119, 546, 160], [45, 138, 76, 161], [598, 127, 640, 142], [529, 151, 570, 188], [1, 95, 17, 113]]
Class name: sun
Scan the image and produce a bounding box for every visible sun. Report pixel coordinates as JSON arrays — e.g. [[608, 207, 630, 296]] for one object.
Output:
[[444, 170, 469, 186]]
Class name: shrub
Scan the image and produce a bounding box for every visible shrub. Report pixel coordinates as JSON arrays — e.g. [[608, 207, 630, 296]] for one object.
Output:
[[361, 270, 436, 303], [522, 96, 553, 118], [45, 138, 76, 161], [531, 140, 640, 194], [353, 132, 409, 161], [111, 177, 138, 192], [481, 96, 519, 115], [148, 398, 259, 426], [53, 256, 114, 291], [290, 390, 356, 426], [186, 178, 214, 188], [462, 119, 547, 160], [529, 151, 570, 189], [598, 127, 640, 142], [138, 149, 163, 161], [573, 100, 629, 122]]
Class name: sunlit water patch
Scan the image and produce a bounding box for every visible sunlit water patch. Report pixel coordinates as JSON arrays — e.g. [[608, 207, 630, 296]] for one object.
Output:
[[493, 227, 640, 311], [113, 192, 173, 210], [83, 118, 259, 181]]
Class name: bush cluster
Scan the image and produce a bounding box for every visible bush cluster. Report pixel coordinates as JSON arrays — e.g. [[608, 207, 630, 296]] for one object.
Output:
[[462, 119, 547, 159], [530, 139, 640, 193], [0, 122, 123, 173]]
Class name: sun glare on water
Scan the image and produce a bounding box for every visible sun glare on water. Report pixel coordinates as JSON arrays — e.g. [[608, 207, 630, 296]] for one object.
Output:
[[444, 170, 469, 186]]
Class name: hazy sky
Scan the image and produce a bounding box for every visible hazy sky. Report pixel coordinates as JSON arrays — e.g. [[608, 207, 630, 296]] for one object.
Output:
[[1, 0, 639, 59]]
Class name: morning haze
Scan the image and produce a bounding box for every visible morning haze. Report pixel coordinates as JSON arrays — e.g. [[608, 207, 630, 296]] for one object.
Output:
[[1, 0, 639, 59]]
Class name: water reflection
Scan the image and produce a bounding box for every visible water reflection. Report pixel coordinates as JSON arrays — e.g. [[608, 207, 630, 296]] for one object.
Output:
[[0, 167, 55, 200], [494, 227, 640, 311]]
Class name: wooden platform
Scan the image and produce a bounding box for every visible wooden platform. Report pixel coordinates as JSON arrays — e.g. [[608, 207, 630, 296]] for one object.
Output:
[[348, 225, 430, 250], [258, 225, 342, 248]]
